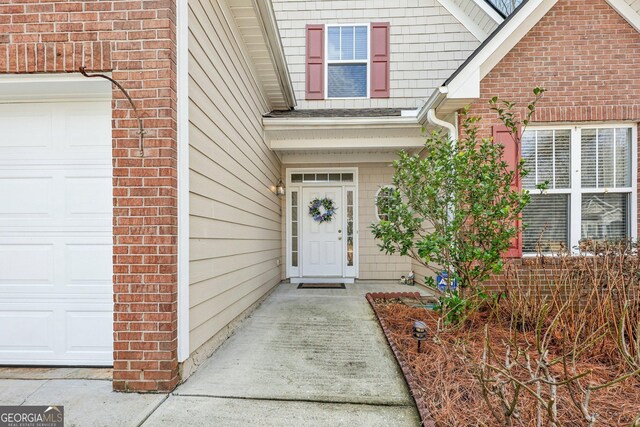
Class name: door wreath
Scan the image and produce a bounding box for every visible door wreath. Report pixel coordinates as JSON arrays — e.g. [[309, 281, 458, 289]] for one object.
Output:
[[308, 197, 336, 223]]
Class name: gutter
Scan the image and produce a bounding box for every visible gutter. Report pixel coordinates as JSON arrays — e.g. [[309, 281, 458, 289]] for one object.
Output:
[[253, 0, 297, 108], [417, 85, 457, 141], [417, 86, 448, 125]]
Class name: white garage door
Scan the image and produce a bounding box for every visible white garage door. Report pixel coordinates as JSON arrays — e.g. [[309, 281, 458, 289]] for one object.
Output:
[[0, 75, 113, 365]]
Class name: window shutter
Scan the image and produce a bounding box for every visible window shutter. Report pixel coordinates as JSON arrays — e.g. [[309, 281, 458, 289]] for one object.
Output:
[[370, 22, 390, 98], [493, 125, 522, 258], [305, 24, 324, 100]]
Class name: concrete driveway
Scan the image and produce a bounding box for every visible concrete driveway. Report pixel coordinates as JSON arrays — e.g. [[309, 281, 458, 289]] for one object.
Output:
[[0, 282, 422, 426]]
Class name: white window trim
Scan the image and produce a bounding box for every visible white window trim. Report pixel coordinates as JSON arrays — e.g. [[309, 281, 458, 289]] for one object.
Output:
[[374, 185, 395, 221], [324, 24, 370, 100], [522, 123, 637, 255]]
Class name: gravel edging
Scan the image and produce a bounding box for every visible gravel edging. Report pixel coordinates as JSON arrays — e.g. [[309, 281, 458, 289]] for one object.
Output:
[[366, 292, 436, 427]]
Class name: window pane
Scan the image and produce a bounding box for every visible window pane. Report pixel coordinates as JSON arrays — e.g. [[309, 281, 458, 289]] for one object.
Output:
[[522, 131, 536, 189], [316, 173, 328, 181], [581, 193, 628, 241], [598, 128, 614, 187], [522, 194, 569, 253], [346, 189, 355, 267], [329, 173, 341, 182], [537, 130, 553, 187], [581, 129, 597, 187], [522, 129, 571, 189], [354, 26, 368, 60], [341, 173, 354, 182], [291, 174, 302, 183], [615, 128, 631, 187], [340, 26, 354, 60], [328, 64, 367, 98], [291, 191, 297, 205], [303, 174, 315, 181], [328, 27, 340, 60], [555, 130, 571, 188], [581, 128, 631, 189]]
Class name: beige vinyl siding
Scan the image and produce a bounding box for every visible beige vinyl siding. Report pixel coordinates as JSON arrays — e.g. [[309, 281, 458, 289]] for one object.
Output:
[[282, 163, 410, 281], [272, 0, 480, 109], [188, 0, 283, 354]]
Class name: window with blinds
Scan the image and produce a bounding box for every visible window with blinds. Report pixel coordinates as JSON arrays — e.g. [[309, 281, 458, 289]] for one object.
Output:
[[327, 25, 368, 98], [521, 126, 635, 253]]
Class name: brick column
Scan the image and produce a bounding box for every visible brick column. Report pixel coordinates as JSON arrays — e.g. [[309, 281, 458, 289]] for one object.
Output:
[[110, 2, 179, 392]]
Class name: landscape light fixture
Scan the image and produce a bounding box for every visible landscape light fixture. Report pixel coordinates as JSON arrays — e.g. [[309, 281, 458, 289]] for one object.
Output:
[[412, 321, 427, 353]]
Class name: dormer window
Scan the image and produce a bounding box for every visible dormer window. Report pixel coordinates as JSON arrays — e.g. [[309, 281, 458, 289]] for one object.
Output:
[[305, 23, 390, 100], [326, 25, 369, 98]]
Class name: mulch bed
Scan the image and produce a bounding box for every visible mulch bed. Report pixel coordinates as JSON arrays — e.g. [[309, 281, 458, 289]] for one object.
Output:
[[367, 292, 640, 427]]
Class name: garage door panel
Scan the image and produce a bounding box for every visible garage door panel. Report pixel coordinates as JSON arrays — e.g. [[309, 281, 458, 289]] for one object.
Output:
[[0, 93, 113, 366], [61, 102, 112, 151], [0, 103, 53, 149], [0, 244, 54, 286], [66, 244, 112, 288], [0, 303, 112, 365], [64, 175, 112, 220], [0, 237, 111, 295], [65, 310, 113, 353], [0, 310, 56, 352], [0, 176, 54, 219]]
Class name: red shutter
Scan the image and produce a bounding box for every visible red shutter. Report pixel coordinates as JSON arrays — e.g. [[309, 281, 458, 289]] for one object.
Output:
[[305, 24, 324, 100], [370, 22, 390, 98], [493, 125, 522, 258]]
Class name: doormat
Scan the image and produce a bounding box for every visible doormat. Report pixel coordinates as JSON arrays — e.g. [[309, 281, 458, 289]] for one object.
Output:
[[297, 283, 346, 289]]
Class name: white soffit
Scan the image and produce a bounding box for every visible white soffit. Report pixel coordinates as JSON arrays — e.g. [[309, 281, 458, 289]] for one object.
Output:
[[472, 0, 506, 23], [437, 0, 492, 41], [224, 0, 296, 110]]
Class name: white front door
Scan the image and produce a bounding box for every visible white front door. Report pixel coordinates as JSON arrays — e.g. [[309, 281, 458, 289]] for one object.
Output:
[[0, 95, 113, 365], [302, 187, 343, 277]]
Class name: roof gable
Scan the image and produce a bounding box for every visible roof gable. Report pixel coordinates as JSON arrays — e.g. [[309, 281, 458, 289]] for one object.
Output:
[[422, 0, 640, 117]]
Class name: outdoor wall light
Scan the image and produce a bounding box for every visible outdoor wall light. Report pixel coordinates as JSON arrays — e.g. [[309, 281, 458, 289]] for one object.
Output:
[[412, 321, 427, 353], [275, 179, 286, 196]]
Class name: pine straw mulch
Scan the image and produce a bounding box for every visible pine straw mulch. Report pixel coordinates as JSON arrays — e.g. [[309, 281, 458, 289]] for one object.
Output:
[[371, 300, 640, 427]]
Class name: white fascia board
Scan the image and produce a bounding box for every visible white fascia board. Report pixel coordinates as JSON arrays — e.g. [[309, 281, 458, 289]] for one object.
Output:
[[449, 67, 480, 100], [270, 137, 424, 151], [472, 0, 505, 24], [436, 0, 490, 41], [177, 0, 190, 363], [606, 0, 640, 33], [281, 151, 402, 164], [263, 116, 419, 131]]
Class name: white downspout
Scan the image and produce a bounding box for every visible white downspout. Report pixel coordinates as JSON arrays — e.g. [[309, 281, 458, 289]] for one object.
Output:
[[426, 108, 457, 143]]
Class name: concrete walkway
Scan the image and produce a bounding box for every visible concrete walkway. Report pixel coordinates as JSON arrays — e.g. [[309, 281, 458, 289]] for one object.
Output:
[[0, 282, 423, 426]]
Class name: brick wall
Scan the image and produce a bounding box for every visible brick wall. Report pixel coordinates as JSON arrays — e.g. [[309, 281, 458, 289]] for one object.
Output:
[[464, 0, 640, 288], [465, 0, 640, 132], [0, 1, 179, 392]]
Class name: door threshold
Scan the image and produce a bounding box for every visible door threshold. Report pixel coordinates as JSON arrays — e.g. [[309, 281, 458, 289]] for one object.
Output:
[[290, 277, 355, 284]]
